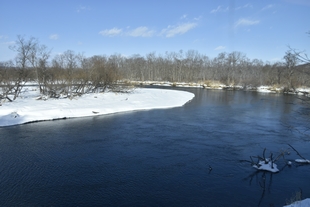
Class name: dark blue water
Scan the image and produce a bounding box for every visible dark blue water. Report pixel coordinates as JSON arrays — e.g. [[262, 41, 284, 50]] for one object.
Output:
[[0, 88, 309, 207]]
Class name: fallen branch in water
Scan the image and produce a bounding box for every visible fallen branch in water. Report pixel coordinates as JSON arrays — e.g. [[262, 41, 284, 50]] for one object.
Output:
[[288, 144, 310, 164], [251, 148, 279, 173]]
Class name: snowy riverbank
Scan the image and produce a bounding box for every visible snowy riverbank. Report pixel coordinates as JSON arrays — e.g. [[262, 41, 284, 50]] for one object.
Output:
[[129, 80, 310, 96], [0, 87, 194, 127], [284, 198, 310, 207]]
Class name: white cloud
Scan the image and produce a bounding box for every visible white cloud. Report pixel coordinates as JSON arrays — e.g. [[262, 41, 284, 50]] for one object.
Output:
[[77, 5, 91, 13], [128, 27, 155, 37], [210, 6, 228, 14], [0, 41, 15, 45], [234, 18, 260, 28], [194, 16, 202, 21], [262, 4, 275, 11], [193, 39, 202, 44], [49, 34, 59, 40], [215, 46, 225, 50], [161, 23, 197, 38], [180, 14, 187, 19], [0, 35, 8, 39], [99, 27, 154, 37], [99, 21, 198, 38], [236, 3, 253, 10], [99, 28, 123, 37]]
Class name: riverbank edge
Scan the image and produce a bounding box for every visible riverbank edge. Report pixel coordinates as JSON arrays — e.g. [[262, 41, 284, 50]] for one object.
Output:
[[127, 80, 310, 97]]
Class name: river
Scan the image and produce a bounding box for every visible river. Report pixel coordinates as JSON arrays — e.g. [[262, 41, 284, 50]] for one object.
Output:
[[0, 87, 309, 206]]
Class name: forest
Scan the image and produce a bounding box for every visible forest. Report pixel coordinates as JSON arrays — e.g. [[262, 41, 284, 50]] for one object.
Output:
[[0, 35, 310, 102]]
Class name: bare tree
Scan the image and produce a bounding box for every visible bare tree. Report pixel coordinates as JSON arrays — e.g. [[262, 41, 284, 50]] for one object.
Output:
[[283, 51, 299, 90], [28, 44, 51, 94], [0, 61, 16, 101], [288, 30, 310, 64], [6, 35, 37, 100], [3, 35, 310, 101]]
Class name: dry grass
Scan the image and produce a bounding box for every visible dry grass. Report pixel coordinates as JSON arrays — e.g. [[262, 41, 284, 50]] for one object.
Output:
[[265, 84, 284, 93], [202, 80, 224, 88], [286, 189, 303, 205]]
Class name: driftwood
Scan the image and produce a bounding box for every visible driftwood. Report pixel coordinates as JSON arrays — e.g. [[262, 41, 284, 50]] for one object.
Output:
[[288, 144, 310, 164], [242, 148, 280, 173]]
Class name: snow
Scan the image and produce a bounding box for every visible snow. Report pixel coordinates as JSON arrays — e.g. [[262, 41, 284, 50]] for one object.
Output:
[[284, 198, 310, 207], [295, 159, 310, 164], [252, 158, 279, 173], [257, 85, 282, 93], [296, 87, 310, 94], [0, 87, 195, 127]]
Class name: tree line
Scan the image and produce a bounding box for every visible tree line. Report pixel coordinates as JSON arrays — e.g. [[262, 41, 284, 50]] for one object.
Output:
[[1, 35, 310, 102]]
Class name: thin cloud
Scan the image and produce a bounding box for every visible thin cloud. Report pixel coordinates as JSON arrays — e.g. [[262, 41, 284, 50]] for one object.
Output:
[[161, 23, 197, 38], [0, 41, 15, 45], [210, 6, 228, 14], [215, 46, 225, 50], [236, 3, 253, 10], [193, 38, 205, 44], [128, 27, 155, 37], [99, 28, 123, 37], [180, 14, 187, 19], [77, 5, 91, 13], [234, 18, 260, 28], [262, 4, 275, 11], [0, 35, 8, 39], [100, 21, 197, 38], [49, 34, 59, 40], [194, 16, 202, 21]]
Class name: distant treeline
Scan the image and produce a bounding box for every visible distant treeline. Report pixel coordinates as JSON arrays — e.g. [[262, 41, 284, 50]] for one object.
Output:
[[1, 36, 310, 101]]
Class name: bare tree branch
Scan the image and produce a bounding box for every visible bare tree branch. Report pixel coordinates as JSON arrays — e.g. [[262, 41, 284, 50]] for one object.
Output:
[[288, 144, 307, 160]]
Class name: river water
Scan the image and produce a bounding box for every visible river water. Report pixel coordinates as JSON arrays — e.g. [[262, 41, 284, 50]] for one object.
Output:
[[0, 87, 309, 207]]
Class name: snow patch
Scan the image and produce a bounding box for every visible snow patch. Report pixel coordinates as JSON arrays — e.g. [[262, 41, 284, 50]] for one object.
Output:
[[284, 198, 310, 207], [252, 158, 279, 173], [0, 87, 195, 127], [295, 159, 310, 164]]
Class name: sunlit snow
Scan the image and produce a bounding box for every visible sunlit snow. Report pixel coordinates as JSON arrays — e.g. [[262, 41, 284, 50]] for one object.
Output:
[[0, 87, 195, 127], [252, 158, 279, 173], [284, 198, 310, 207], [295, 159, 310, 164]]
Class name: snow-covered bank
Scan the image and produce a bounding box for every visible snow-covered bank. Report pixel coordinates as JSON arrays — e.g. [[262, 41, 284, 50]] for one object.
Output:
[[128, 80, 310, 96], [0, 88, 195, 127], [284, 198, 310, 207]]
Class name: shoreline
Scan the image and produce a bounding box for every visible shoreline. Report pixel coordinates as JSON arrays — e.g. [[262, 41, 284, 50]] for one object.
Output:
[[1, 81, 309, 127], [0, 87, 195, 127], [128, 80, 310, 97]]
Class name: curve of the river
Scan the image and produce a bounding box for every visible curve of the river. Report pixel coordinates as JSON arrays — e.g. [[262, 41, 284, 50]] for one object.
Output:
[[0, 87, 309, 206]]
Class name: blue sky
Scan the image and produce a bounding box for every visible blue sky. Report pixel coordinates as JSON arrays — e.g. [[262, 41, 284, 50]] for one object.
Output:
[[0, 0, 309, 62]]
